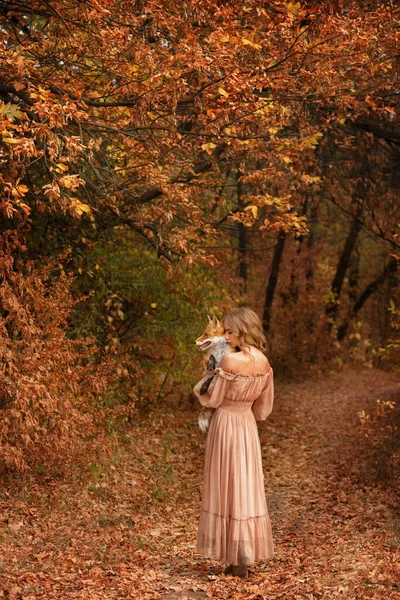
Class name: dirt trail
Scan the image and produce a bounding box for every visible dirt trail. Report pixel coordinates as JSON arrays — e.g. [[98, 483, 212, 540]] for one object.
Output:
[[1, 367, 399, 599]]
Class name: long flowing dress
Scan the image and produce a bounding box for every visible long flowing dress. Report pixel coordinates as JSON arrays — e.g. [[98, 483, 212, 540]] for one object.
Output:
[[193, 367, 274, 566]]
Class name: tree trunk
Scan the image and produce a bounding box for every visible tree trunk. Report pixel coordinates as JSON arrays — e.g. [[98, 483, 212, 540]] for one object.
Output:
[[263, 230, 286, 333], [326, 209, 363, 321], [237, 172, 247, 294], [337, 257, 397, 341], [306, 198, 318, 290], [347, 248, 360, 302], [286, 195, 311, 303]]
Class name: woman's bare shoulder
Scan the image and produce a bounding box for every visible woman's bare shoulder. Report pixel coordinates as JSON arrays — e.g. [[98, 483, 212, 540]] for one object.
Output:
[[221, 352, 242, 373], [221, 349, 270, 374], [253, 349, 270, 369]]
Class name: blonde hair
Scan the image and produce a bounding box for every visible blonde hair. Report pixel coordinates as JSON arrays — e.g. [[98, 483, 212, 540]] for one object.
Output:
[[224, 307, 267, 354]]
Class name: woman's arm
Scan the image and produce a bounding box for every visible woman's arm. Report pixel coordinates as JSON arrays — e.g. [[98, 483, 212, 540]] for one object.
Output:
[[193, 369, 234, 408], [252, 371, 274, 421]]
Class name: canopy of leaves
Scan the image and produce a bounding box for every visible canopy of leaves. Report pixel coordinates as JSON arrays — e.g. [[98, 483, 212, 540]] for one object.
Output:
[[0, 0, 399, 473]]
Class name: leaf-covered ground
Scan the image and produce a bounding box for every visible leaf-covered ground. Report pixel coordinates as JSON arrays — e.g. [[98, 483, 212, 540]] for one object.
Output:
[[1, 367, 399, 600]]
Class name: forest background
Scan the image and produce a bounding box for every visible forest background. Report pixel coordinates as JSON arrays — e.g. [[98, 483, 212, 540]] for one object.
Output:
[[0, 0, 399, 486], [1, 1, 400, 598]]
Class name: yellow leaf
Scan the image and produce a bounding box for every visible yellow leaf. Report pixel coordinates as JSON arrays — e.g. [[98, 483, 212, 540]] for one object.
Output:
[[244, 205, 258, 218], [71, 197, 91, 216], [303, 132, 323, 148], [201, 142, 217, 155], [0, 102, 23, 120], [301, 174, 321, 184], [16, 184, 28, 195], [151, 303, 157, 308], [56, 163, 69, 172], [218, 87, 229, 98], [3, 137, 20, 144], [287, 2, 301, 17], [241, 38, 261, 50]]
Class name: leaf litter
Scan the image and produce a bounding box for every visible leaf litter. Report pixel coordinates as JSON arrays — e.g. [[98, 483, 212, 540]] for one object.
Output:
[[0, 367, 399, 599]]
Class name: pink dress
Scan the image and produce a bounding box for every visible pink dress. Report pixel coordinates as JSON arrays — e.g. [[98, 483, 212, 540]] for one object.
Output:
[[193, 367, 274, 566]]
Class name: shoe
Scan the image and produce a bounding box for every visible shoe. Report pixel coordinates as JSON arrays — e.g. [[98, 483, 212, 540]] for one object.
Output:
[[232, 565, 248, 578], [223, 565, 233, 575]]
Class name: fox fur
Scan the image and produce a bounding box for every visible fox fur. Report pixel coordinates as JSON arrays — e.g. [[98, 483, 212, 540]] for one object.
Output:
[[195, 315, 230, 433]]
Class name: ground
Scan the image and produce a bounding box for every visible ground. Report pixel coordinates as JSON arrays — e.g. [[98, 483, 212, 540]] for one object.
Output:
[[0, 367, 399, 599]]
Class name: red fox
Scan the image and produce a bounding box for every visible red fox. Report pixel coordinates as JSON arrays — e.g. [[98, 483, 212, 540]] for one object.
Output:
[[195, 315, 231, 432]]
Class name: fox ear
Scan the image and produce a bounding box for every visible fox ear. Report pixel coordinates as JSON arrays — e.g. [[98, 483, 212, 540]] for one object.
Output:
[[213, 315, 220, 325], [207, 314, 213, 322]]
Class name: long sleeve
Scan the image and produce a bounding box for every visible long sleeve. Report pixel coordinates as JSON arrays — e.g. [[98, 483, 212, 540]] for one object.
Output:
[[193, 368, 235, 408], [252, 369, 274, 421]]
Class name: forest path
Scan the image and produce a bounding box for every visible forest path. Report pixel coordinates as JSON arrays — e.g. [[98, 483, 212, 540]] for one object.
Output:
[[1, 367, 399, 599]]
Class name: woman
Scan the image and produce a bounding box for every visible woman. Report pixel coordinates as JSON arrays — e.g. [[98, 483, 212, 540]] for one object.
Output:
[[193, 307, 274, 578]]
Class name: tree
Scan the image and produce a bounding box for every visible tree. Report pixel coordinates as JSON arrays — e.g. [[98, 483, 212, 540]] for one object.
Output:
[[4, 1, 399, 261], [1, 0, 400, 467]]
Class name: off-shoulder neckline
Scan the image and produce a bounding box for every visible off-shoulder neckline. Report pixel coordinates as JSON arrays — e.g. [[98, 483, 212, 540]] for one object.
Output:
[[217, 366, 272, 379]]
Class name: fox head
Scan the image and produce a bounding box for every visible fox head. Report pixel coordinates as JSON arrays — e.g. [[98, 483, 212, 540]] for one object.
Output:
[[195, 315, 225, 351]]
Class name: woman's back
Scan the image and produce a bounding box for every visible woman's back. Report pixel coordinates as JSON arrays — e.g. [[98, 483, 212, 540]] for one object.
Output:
[[221, 347, 270, 376]]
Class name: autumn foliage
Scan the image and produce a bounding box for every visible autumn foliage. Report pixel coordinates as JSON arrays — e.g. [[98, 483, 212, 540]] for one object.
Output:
[[1, 0, 399, 473], [0, 4, 399, 599], [0, 254, 112, 472]]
